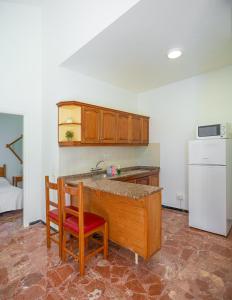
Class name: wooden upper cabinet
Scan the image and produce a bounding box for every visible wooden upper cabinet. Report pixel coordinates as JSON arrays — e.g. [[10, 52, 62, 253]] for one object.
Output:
[[130, 116, 142, 143], [142, 117, 149, 144], [82, 107, 100, 143], [57, 101, 149, 146], [101, 110, 117, 143], [117, 113, 130, 143]]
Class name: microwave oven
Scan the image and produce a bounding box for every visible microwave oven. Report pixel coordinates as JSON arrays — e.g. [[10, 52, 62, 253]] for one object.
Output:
[[196, 123, 232, 139]]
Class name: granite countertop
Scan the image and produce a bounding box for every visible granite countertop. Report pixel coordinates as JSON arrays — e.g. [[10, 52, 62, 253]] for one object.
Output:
[[64, 166, 162, 200]]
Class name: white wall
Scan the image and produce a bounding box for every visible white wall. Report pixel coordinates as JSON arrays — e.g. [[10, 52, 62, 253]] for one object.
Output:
[[0, 113, 23, 182], [0, 2, 42, 226], [138, 66, 232, 210]]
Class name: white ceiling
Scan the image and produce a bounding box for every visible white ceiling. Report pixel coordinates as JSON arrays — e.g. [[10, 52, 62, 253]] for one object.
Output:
[[63, 0, 232, 93]]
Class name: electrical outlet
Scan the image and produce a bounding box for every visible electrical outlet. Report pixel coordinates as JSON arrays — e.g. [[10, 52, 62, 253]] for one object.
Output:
[[176, 193, 184, 201]]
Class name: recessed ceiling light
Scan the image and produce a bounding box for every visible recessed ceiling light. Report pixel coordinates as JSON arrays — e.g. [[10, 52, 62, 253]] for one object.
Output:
[[167, 49, 182, 59]]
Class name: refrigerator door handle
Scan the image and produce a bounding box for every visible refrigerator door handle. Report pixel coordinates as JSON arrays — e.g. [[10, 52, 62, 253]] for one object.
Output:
[[189, 164, 226, 167]]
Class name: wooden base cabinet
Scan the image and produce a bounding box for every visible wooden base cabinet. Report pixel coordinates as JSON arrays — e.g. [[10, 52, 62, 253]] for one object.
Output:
[[149, 174, 159, 186], [57, 101, 149, 146], [136, 176, 150, 185], [68, 168, 161, 259], [114, 170, 160, 187]]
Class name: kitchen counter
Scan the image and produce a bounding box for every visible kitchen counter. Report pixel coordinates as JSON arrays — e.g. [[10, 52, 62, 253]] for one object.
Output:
[[62, 166, 162, 259], [64, 166, 161, 200]]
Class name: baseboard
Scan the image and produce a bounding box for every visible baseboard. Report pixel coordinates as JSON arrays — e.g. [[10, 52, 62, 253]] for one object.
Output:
[[29, 219, 44, 225], [29, 219, 57, 232], [162, 205, 188, 213]]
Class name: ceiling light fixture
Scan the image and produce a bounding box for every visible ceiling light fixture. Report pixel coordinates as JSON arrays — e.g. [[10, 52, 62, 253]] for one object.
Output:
[[167, 48, 182, 59]]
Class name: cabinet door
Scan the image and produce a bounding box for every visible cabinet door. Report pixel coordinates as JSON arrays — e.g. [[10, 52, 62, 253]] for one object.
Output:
[[101, 110, 117, 143], [82, 107, 100, 143], [142, 118, 149, 144], [117, 113, 130, 143], [149, 175, 159, 186], [136, 176, 149, 185], [130, 116, 142, 143], [127, 179, 137, 184]]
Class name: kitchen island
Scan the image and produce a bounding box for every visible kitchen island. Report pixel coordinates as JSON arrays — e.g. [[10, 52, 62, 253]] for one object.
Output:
[[64, 166, 162, 261]]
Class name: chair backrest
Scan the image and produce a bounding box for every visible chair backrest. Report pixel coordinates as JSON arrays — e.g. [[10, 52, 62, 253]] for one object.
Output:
[[58, 178, 84, 235], [45, 176, 61, 222]]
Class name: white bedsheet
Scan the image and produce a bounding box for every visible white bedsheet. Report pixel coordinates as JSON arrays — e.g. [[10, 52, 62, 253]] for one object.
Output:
[[0, 177, 23, 213]]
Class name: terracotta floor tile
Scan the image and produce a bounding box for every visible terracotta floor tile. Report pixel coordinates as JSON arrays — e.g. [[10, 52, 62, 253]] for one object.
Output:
[[0, 209, 232, 299]]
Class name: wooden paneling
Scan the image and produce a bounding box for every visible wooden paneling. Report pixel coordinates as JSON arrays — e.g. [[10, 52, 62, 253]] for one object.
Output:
[[79, 188, 162, 259], [145, 192, 162, 257], [142, 118, 149, 144], [117, 113, 130, 143], [130, 116, 142, 143], [82, 107, 100, 143], [92, 191, 147, 257], [101, 110, 117, 143]]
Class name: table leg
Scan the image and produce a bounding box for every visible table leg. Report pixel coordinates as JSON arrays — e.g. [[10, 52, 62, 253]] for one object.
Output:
[[135, 253, 139, 264]]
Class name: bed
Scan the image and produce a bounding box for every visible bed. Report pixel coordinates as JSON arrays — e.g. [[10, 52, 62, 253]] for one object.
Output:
[[0, 165, 23, 213]]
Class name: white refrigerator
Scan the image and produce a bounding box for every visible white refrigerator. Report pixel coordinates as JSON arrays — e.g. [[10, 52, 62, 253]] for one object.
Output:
[[188, 139, 232, 236]]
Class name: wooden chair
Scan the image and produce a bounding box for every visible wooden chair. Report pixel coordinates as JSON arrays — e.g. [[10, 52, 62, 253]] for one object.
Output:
[[59, 178, 108, 276], [45, 176, 79, 258], [12, 176, 23, 187], [45, 176, 62, 257]]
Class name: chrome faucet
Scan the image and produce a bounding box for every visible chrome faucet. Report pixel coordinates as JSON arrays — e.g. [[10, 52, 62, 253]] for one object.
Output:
[[91, 160, 104, 172]]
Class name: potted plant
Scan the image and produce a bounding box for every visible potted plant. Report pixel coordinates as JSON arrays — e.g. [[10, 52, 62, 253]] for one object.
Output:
[[65, 130, 74, 141]]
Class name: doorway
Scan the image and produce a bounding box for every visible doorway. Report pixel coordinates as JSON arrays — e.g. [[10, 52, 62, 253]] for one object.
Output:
[[0, 113, 24, 226]]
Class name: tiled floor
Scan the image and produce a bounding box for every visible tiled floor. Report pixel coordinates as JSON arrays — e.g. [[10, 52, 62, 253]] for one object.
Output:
[[0, 209, 232, 300]]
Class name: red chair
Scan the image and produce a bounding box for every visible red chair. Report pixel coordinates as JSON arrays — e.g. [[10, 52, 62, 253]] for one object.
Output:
[[45, 176, 78, 258], [59, 178, 108, 276]]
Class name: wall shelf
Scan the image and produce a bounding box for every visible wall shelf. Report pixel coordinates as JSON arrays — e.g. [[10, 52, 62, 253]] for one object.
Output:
[[59, 122, 81, 126]]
